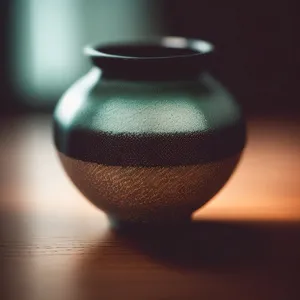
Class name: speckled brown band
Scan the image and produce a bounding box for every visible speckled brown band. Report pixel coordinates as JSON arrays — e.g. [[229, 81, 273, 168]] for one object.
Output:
[[59, 152, 241, 223]]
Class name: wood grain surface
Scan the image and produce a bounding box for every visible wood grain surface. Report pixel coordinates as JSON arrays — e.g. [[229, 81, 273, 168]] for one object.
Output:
[[1, 114, 300, 300]]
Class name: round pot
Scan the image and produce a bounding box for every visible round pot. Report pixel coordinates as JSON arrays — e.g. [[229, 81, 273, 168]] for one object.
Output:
[[53, 37, 246, 224]]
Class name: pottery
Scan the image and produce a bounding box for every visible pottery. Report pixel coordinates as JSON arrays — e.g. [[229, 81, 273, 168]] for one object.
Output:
[[53, 37, 246, 224]]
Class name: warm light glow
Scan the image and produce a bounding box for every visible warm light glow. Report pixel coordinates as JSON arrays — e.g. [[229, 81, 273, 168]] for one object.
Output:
[[194, 118, 300, 222]]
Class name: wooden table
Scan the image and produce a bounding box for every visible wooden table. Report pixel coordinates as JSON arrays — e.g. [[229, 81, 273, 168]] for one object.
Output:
[[1, 114, 300, 300]]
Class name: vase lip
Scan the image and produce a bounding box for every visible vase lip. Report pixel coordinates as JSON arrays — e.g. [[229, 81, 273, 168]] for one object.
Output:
[[84, 37, 214, 61]]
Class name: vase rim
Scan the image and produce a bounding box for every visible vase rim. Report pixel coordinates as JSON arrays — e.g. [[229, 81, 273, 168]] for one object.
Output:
[[84, 37, 214, 61]]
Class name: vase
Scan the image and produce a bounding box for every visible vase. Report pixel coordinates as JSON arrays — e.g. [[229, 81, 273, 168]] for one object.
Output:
[[53, 37, 246, 224]]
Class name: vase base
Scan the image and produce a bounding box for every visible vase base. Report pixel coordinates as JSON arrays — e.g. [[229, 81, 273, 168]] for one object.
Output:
[[108, 215, 193, 232]]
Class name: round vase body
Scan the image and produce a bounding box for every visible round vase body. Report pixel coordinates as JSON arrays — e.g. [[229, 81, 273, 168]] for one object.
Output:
[[53, 38, 246, 223]]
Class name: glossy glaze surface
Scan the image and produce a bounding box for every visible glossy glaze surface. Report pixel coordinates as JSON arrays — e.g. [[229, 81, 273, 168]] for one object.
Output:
[[54, 69, 245, 166]]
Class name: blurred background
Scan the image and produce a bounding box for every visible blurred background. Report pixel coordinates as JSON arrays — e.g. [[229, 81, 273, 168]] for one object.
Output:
[[1, 0, 299, 116]]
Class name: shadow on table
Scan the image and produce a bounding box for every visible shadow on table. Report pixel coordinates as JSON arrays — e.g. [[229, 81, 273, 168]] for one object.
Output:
[[110, 219, 270, 271], [76, 219, 300, 299]]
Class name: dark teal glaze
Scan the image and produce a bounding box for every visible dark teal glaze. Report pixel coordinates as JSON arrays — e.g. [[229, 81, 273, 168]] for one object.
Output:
[[54, 38, 246, 166]]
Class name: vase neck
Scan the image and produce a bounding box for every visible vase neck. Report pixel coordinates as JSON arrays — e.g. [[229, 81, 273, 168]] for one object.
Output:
[[85, 39, 214, 81]]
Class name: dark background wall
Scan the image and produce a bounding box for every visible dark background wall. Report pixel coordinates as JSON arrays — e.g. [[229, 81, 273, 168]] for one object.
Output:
[[1, 0, 14, 112], [163, 0, 299, 115], [1, 0, 299, 116]]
